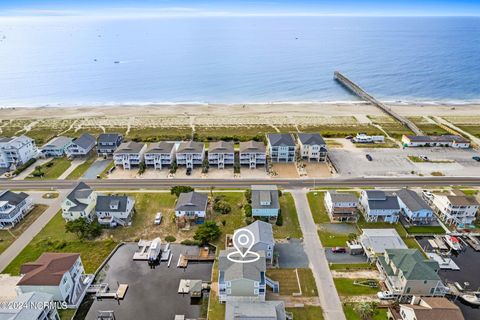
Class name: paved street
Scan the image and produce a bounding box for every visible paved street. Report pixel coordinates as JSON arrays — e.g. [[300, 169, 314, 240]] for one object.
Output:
[[0, 191, 66, 272], [290, 189, 346, 320]]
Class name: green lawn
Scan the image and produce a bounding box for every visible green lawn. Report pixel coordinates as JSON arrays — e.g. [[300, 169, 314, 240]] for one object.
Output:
[[275, 192, 303, 239], [127, 126, 192, 142], [286, 306, 324, 320], [0, 205, 48, 254], [343, 304, 388, 320], [58, 308, 76, 320], [99, 161, 114, 179], [318, 229, 353, 247], [333, 278, 379, 296], [267, 268, 300, 295], [27, 157, 71, 180], [298, 124, 383, 138], [307, 192, 331, 224], [2, 211, 118, 275], [407, 117, 450, 136], [405, 225, 445, 234], [297, 268, 318, 296], [329, 263, 376, 271], [66, 155, 96, 180]]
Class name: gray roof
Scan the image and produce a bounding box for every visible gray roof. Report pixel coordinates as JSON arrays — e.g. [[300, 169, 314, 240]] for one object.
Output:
[[0, 292, 54, 320], [243, 221, 274, 248], [114, 141, 145, 154], [360, 229, 408, 255], [267, 133, 295, 147], [96, 195, 130, 213], [177, 141, 204, 154], [239, 141, 266, 153], [298, 133, 326, 145], [175, 192, 208, 212], [98, 133, 122, 144], [405, 135, 469, 144], [219, 249, 266, 282], [226, 301, 286, 320], [328, 191, 358, 203], [365, 191, 399, 210], [396, 189, 432, 212], [0, 190, 29, 206], [72, 133, 96, 149], [251, 186, 280, 210], [208, 141, 234, 154], [42, 136, 72, 149], [145, 142, 175, 154], [65, 182, 93, 212]]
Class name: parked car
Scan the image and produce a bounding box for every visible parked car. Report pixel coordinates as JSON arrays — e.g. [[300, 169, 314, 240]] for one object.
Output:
[[420, 155, 429, 161], [473, 156, 480, 162], [345, 135, 353, 140], [186, 168, 192, 175], [331, 247, 346, 253], [377, 291, 396, 300], [154, 212, 162, 225], [366, 154, 373, 161]]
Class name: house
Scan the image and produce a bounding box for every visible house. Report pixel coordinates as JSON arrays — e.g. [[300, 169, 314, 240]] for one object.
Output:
[[359, 229, 408, 259], [0, 135, 37, 170], [431, 190, 479, 225], [218, 249, 266, 303], [360, 190, 400, 223], [401, 135, 470, 148], [176, 141, 205, 169], [225, 301, 288, 320], [239, 141, 266, 169], [389, 296, 464, 320], [61, 182, 97, 222], [41, 136, 73, 158], [95, 195, 135, 227], [97, 133, 123, 157], [376, 249, 447, 296], [0, 292, 60, 320], [113, 141, 147, 169], [251, 185, 280, 220], [241, 221, 275, 262], [144, 142, 176, 170], [208, 141, 234, 169], [174, 191, 208, 223], [0, 190, 33, 229], [297, 133, 327, 162], [17, 253, 93, 308], [267, 134, 296, 162], [324, 191, 359, 222], [66, 134, 96, 158], [396, 188, 434, 224]]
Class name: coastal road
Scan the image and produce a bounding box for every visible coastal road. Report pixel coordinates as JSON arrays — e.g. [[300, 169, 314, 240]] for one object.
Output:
[[290, 189, 346, 320], [1, 176, 480, 190]]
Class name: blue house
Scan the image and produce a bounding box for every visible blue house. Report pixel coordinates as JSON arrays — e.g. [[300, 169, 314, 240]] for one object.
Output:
[[251, 185, 280, 220], [396, 188, 434, 224]]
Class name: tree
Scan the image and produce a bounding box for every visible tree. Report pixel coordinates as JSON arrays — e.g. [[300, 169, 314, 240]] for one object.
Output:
[[244, 204, 252, 217], [354, 302, 377, 320], [65, 218, 102, 240], [138, 161, 146, 175], [244, 189, 252, 203], [213, 200, 231, 215], [170, 186, 194, 197], [193, 221, 221, 244]]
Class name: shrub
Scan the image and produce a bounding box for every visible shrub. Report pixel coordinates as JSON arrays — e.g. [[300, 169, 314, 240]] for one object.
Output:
[[165, 235, 176, 243], [170, 186, 194, 197], [275, 213, 283, 226], [13, 158, 36, 176], [244, 204, 252, 217], [244, 189, 252, 203], [65, 218, 102, 240], [193, 221, 221, 244], [181, 239, 202, 246], [221, 219, 226, 226], [138, 161, 146, 175], [213, 200, 231, 214]]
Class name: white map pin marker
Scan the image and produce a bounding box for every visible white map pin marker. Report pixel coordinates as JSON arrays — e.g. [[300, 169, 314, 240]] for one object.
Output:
[[227, 228, 260, 264]]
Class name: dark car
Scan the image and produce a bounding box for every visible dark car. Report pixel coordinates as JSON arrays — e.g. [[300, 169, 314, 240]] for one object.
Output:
[[345, 135, 353, 140], [366, 154, 373, 161], [186, 168, 192, 175], [473, 156, 480, 162], [331, 247, 347, 253]]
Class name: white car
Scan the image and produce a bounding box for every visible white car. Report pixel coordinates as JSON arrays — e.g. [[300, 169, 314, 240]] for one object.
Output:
[[377, 291, 396, 300], [154, 212, 162, 225]]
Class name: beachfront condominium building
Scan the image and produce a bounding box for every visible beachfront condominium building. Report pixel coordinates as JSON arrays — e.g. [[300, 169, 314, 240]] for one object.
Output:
[[97, 133, 123, 157], [41, 136, 73, 158], [61, 182, 97, 222], [176, 141, 205, 169], [401, 135, 470, 149], [113, 141, 147, 170], [0, 135, 37, 170], [17, 253, 93, 308], [239, 141, 266, 169], [251, 185, 280, 220], [144, 142, 176, 170], [66, 133, 96, 158], [208, 141, 234, 169], [0, 190, 33, 229], [324, 191, 359, 222], [396, 188, 434, 224], [297, 133, 327, 162], [431, 190, 479, 226], [266, 134, 296, 162], [0, 292, 60, 320], [360, 190, 401, 223]]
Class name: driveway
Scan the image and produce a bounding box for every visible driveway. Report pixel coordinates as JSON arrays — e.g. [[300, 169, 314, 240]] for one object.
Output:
[[13, 158, 50, 180], [290, 189, 346, 320], [58, 159, 84, 179], [82, 159, 111, 179]]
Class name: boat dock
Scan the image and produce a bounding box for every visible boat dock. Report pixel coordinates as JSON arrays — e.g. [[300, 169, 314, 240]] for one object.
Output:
[[429, 237, 449, 251], [88, 283, 129, 300], [334, 71, 424, 135], [465, 235, 480, 251], [177, 248, 215, 268], [426, 252, 460, 270]]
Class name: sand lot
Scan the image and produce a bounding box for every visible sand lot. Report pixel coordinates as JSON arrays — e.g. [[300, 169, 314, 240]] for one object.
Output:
[[271, 163, 299, 178]]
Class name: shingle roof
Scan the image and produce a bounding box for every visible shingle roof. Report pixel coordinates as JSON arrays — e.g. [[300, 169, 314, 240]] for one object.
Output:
[[0, 190, 29, 206], [145, 142, 175, 154], [18, 253, 80, 286], [177, 141, 204, 154], [402, 297, 464, 320], [72, 133, 96, 149], [175, 192, 208, 212], [298, 133, 326, 145], [114, 141, 145, 154], [243, 221, 274, 248], [95, 195, 129, 213], [328, 191, 358, 203], [65, 182, 93, 212], [42, 136, 72, 149], [219, 249, 266, 282], [267, 133, 295, 147], [251, 186, 279, 210], [384, 249, 440, 281], [208, 141, 234, 154], [396, 188, 432, 212], [365, 191, 399, 210], [404, 135, 469, 144], [446, 195, 480, 206], [239, 141, 266, 153], [97, 133, 122, 144]]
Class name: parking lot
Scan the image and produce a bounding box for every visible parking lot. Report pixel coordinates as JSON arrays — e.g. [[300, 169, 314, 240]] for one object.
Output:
[[330, 146, 480, 177], [84, 243, 213, 320]]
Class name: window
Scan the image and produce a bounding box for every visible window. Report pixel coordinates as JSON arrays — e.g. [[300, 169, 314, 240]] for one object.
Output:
[[254, 289, 259, 295], [226, 281, 231, 287], [406, 287, 411, 294]]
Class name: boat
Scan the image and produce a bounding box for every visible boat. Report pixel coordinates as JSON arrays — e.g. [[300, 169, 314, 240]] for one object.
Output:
[[444, 235, 462, 251], [460, 292, 480, 306]]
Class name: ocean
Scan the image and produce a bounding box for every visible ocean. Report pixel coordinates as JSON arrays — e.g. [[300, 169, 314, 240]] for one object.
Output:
[[0, 16, 479, 106]]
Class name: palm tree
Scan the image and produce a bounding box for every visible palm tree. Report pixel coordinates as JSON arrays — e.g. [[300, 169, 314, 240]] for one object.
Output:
[[354, 302, 377, 320]]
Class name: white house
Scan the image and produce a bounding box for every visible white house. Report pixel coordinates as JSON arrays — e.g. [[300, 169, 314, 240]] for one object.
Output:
[[267, 134, 296, 162], [431, 190, 479, 226], [95, 195, 135, 227], [359, 228, 408, 259], [324, 191, 359, 222], [401, 135, 470, 148], [360, 190, 401, 223], [66, 134, 96, 158], [17, 253, 93, 308], [239, 141, 266, 169], [41, 136, 73, 158], [0, 190, 33, 229], [174, 191, 208, 223], [0, 292, 60, 320], [144, 142, 175, 170], [61, 182, 97, 222], [113, 141, 147, 170], [176, 141, 205, 169], [396, 188, 434, 224], [297, 133, 327, 162], [0, 135, 38, 170], [208, 141, 234, 169], [241, 221, 275, 263], [251, 185, 280, 220]]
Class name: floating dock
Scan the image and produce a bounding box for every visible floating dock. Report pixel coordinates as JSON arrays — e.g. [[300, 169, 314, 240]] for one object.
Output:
[[429, 237, 449, 251], [92, 284, 129, 299], [426, 252, 459, 270], [465, 235, 480, 251], [177, 248, 215, 268], [334, 71, 424, 135]]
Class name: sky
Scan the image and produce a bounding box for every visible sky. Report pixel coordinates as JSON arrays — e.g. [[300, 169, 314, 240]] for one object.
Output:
[[1, 0, 480, 17]]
